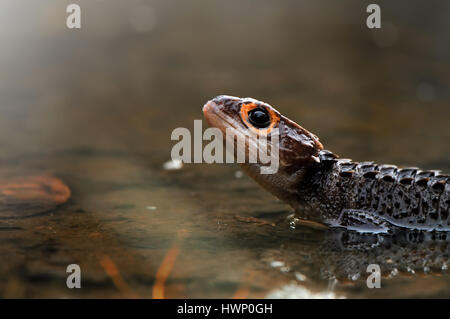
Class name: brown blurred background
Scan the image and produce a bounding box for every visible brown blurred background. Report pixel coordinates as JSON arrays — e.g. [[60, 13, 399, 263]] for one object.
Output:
[[0, 0, 449, 298]]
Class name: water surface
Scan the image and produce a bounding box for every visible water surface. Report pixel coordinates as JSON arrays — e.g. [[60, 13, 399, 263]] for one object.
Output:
[[0, 0, 449, 298]]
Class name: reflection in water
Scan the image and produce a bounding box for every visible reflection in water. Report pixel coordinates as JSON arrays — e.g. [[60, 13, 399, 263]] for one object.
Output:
[[263, 224, 450, 298], [0, 0, 449, 298], [320, 228, 449, 280]]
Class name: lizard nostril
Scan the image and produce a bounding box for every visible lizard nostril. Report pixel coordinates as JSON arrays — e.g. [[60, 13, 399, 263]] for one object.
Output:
[[202, 100, 217, 115]]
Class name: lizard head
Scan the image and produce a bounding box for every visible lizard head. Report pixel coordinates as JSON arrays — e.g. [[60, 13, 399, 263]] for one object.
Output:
[[203, 95, 323, 202]]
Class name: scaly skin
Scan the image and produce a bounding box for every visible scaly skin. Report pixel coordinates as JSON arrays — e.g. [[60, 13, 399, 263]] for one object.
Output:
[[296, 150, 450, 232], [203, 95, 450, 233]]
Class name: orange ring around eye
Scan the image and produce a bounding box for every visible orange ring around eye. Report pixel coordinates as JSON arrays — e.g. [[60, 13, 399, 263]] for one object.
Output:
[[240, 103, 280, 135]]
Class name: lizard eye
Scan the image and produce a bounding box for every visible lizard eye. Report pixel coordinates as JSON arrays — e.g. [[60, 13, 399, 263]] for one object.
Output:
[[248, 108, 271, 128], [240, 102, 280, 134]]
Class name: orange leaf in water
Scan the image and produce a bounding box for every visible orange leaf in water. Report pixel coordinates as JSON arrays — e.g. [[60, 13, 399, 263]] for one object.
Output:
[[99, 255, 139, 298], [0, 174, 70, 218]]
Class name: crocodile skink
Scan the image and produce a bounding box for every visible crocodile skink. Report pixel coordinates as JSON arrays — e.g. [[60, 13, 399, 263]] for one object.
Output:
[[203, 95, 449, 233]]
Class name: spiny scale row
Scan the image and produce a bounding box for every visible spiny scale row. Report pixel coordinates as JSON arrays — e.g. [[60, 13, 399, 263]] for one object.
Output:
[[319, 150, 449, 193]]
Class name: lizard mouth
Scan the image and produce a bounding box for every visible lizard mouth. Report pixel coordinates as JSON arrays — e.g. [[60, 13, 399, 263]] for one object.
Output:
[[203, 100, 237, 133], [203, 99, 264, 164]]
